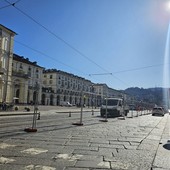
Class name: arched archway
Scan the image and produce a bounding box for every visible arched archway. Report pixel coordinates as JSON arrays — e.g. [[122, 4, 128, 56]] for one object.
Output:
[[33, 91, 37, 104], [57, 95, 60, 106], [64, 96, 66, 101], [15, 89, 20, 104], [75, 97, 77, 105], [41, 94, 46, 105], [84, 97, 86, 105], [27, 91, 30, 104], [69, 96, 72, 104], [50, 94, 54, 105]]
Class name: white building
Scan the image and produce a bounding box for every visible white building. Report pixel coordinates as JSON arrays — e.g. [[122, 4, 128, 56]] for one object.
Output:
[[42, 69, 95, 106], [0, 24, 16, 103]]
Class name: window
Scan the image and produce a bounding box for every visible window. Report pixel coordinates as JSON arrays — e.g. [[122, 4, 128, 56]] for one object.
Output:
[[19, 63, 23, 69], [28, 72, 31, 77], [50, 75, 53, 79], [4, 38, 8, 51]]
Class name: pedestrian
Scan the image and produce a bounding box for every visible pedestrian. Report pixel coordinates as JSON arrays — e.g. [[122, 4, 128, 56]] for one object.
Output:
[[2, 101, 7, 111]]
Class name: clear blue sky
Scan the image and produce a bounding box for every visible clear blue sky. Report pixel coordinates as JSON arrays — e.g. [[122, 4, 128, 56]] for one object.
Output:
[[1, 0, 170, 90]]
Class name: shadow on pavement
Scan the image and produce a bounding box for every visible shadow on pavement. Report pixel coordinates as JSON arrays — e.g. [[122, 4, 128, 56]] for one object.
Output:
[[163, 140, 170, 150]]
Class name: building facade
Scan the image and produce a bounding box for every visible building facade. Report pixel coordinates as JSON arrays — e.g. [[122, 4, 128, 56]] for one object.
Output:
[[0, 24, 16, 103], [12, 54, 43, 104], [42, 69, 95, 106], [0, 24, 133, 108]]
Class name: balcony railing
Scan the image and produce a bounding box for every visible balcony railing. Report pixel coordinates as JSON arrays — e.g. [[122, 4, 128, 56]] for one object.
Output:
[[12, 70, 29, 79]]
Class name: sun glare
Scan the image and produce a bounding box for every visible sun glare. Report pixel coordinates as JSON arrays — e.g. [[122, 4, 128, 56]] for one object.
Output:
[[165, 1, 170, 11]]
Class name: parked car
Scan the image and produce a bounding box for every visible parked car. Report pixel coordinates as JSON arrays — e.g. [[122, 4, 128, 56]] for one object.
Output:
[[152, 107, 164, 116], [60, 101, 72, 107]]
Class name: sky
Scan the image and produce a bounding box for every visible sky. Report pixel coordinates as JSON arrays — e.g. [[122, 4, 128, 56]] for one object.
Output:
[[1, 0, 170, 90]]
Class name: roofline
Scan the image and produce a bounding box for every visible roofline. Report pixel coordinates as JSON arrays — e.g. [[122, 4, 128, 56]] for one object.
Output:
[[13, 53, 44, 69], [0, 24, 17, 35]]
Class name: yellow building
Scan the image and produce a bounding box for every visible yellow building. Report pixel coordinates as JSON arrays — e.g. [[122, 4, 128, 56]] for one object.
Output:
[[0, 24, 16, 103], [12, 54, 43, 104]]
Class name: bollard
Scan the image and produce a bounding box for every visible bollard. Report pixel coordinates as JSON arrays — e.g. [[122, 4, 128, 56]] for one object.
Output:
[[69, 111, 71, 117], [92, 110, 94, 115], [37, 112, 40, 120], [131, 110, 133, 118]]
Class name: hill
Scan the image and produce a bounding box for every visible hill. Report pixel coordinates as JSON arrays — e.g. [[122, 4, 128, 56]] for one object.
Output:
[[124, 87, 164, 106]]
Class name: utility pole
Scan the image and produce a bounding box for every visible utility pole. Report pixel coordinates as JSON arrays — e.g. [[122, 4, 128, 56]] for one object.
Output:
[[24, 82, 39, 132]]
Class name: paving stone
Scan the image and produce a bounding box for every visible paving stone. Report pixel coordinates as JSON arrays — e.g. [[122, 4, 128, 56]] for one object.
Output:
[[65, 141, 90, 147], [98, 148, 117, 157], [137, 142, 158, 150], [0, 110, 169, 170], [75, 160, 110, 169], [65, 167, 90, 170], [90, 138, 110, 144], [115, 149, 155, 169], [91, 143, 124, 149]]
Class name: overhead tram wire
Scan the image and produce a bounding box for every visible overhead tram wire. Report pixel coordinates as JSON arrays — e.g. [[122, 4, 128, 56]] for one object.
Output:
[[4, 0, 129, 87], [16, 41, 124, 86], [112, 63, 166, 74], [14, 40, 107, 85], [4, 0, 105, 71], [0, 4, 11, 10], [14, 40, 87, 76], [0, 0, 21, 10]]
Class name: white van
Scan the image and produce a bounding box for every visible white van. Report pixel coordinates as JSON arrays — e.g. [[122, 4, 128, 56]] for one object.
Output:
[[60, 101, 72, 107], [100, 98, 129, 117]]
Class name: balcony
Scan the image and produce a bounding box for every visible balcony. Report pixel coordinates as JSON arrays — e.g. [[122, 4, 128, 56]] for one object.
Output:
[[12, 70, 29, 79]]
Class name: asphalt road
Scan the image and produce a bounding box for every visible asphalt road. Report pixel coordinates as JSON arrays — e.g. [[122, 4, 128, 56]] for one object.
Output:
[[0, 109, 169, 170]]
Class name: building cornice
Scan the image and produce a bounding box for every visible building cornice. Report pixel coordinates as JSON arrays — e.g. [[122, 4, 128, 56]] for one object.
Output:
[[13, 54, 44, 69], [0, 24, 17, 35]]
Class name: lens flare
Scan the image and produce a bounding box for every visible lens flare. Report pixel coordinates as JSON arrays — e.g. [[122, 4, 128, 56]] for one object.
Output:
[[165, 1, 170, 11]]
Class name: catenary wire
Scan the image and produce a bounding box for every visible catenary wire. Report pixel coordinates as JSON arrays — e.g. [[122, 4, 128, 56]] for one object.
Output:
[[4, 0, 107, 72], [14, 40, 87, 76], [14, 40, 104, 84], [4, 0, 130, 87], [0, 4, 11, 10], [0, 0, 21, 9]]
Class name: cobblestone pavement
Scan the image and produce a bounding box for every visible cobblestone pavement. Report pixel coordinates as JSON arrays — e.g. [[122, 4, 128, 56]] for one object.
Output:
[[0, 108, 169, 170]]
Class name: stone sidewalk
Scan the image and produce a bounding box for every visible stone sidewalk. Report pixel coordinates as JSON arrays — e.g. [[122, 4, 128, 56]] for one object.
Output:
[[0, 109, 169, 170], [152, 114, 170, 170]]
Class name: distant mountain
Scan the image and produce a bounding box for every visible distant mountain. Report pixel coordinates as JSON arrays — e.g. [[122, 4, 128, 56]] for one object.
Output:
[[124, 87, 164, 106]]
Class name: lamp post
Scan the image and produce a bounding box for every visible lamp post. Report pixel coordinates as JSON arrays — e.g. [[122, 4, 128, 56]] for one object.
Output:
[[100, 90, 108, 122], [105, 96, 108, 121], [72, 89, 84, 126], [121, 92, 126, 120], [24, 82, 39, 132], [92, 85, 94, 115]]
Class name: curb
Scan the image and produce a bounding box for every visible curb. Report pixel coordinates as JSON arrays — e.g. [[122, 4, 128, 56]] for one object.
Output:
[[0, 112, 34, 117]]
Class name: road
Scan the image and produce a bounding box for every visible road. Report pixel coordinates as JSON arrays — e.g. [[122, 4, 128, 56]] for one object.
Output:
[[0, 109, 169, 170]]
